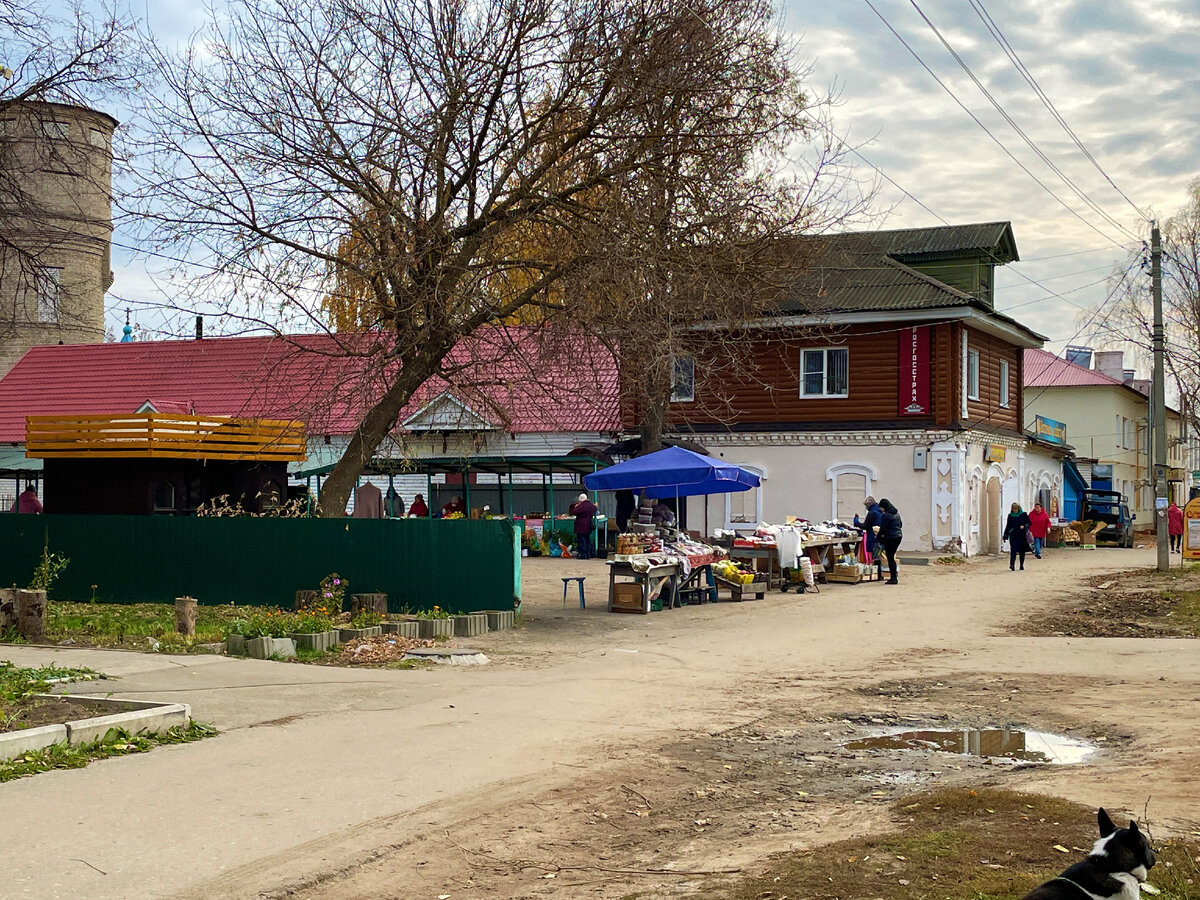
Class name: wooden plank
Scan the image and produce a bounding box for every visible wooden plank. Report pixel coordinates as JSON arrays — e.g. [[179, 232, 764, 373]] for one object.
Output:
[[25, 413, 306, 461]]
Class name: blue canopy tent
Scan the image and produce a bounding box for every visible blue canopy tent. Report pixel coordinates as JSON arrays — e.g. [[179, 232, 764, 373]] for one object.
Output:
[[584, 446, 760, 532], [584, 446, 759, 494]]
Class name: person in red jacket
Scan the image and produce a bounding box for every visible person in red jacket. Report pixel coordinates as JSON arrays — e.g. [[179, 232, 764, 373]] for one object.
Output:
[[11, 484, 42, 514], [1168, 501, 1184, 553], [1027, 501, 1052, 559]]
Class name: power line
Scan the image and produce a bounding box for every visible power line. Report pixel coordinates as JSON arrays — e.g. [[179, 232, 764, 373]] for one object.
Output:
[[968, 0, 1148, 221], [862, 0, 1132, 251], [818, 138, 1137, 333], [903, 0, 1141, 244]]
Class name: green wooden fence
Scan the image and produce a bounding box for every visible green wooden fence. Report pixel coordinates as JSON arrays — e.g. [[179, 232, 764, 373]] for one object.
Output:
[[0, 515, 521, 613]]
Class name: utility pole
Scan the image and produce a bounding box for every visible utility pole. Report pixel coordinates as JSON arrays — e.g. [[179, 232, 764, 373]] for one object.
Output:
[[1152, 222, 1169, 572]]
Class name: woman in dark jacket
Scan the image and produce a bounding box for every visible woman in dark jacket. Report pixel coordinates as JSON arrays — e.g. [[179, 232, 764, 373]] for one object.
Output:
[[854, 496, 884, 580], [876, 499, 903, 585], [1003, 502, 1032, 571]]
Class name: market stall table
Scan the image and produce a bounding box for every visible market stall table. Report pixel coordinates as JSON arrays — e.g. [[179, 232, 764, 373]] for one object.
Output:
[[607, 558, 680, 614], [801, 534, 871, 584], [728, 544, 782, 590]]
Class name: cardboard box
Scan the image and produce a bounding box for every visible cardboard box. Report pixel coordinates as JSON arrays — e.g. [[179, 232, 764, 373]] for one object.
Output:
[[611, 583, 646, 613]]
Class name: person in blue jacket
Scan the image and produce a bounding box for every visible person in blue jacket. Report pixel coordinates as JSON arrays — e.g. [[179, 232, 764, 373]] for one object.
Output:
[[854, 496, 884, 580]]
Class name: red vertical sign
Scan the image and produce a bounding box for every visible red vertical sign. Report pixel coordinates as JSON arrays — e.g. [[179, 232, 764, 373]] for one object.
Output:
[[899, 325, 931, 416]]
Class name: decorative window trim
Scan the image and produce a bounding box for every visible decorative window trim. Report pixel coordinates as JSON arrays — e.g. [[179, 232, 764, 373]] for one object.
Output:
[[999, 359, 1010, 408], [825, 462, 877, 521], [967, 349, 980, 401], [800, 347, 849, 398], [670, 354, 695, 403], [724, 463, 765, 529]]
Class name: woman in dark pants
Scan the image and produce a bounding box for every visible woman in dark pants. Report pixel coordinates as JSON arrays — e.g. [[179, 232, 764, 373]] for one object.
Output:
[[876, 498, 903, 585], [1003, 502, 1031, 571]]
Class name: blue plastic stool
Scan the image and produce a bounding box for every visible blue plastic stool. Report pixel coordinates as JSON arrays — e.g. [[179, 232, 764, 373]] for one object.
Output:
[[562, 576, 586, 609]]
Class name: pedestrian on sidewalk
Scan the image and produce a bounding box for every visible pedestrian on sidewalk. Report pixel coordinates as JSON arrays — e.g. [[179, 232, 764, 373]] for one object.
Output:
[[875, 498, 903, 585], [1003, 502, 1031, 571], [1027, 501, 1051, 559], [1168, 501, 1184, 553]]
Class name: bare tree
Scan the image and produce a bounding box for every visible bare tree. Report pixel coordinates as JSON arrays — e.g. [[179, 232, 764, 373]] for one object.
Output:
[[1083, 178, 1200, 437], [132, 0, 855, 514]]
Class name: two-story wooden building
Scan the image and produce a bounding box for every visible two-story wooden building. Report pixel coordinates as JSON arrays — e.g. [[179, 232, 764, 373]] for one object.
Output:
[[656, 222, 1066, 554]]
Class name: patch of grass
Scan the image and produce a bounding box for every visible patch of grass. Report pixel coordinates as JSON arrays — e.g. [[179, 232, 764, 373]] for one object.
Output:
[[292, 647, 333, 663], [0, 721, 217, 782], [935, 556, 966, 566], [0, 660, 104, 724], [721, 788, 1192, 900], [1167, 589, 1200, 636], [30, 601, 251, 649]]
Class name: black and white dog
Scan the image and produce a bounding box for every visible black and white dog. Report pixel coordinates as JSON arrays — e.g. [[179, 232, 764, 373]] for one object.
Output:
[[1021, 808, 1156, 899]]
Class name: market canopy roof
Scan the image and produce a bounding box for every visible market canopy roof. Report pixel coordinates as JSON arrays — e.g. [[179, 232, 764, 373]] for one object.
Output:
[[0, 447, 41, 479], [583, 446, 759, 496], [292, 454, 609, 479]]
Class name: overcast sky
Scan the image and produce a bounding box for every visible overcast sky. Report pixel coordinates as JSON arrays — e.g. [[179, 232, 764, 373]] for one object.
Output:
[[105, 0, 1200, 367]]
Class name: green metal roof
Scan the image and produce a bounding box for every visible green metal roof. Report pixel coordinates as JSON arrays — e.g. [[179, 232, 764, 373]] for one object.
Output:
[[867, 222, 1019, 263], [777, 235, 974, 314], [292, 454, 609, 479]]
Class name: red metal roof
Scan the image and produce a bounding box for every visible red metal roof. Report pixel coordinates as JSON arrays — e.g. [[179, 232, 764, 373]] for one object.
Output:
[[0, 328, 619, 443], [1022, 348, 1126, 387]]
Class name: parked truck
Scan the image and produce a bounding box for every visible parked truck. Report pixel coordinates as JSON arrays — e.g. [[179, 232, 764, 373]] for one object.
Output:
[[1081, 489, 1135, 548]]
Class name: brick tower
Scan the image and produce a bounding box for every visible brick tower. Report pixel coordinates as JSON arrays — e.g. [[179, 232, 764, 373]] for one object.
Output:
[[0, 100, 116, 377]]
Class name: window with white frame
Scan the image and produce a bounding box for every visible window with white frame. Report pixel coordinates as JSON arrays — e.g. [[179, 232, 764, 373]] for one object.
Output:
[[967, 349, 980, 400], [999, 359, 1010, 407], [800, 347, 848, 397], [670, 355, 695, 403], [35, 267, 62, 323], [724, 464, 765, 528]]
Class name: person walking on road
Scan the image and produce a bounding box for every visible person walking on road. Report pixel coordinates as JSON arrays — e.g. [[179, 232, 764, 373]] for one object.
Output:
[[875, 498, 903, 585], [1027, 501, 1051, 559], [1168, 501, 1184, 553], [1003, 502, 1031, 571]]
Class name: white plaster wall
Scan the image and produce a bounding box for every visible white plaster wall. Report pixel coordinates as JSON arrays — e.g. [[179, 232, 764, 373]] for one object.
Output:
[[686, 441, 934, 550]]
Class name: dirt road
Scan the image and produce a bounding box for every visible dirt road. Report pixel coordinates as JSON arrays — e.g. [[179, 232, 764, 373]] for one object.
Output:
[[3, 548, 1197, 899]]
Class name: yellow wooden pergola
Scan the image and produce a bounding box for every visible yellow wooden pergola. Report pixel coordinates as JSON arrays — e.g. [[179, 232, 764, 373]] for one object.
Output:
[[25, 414, 306, 462]]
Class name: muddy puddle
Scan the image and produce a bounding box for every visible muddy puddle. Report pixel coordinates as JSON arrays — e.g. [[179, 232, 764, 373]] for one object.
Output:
[[845, 727, 1096, 764]]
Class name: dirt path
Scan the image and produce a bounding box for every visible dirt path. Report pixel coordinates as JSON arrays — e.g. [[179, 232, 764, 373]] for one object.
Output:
[[4, 549, 1198, 900], [246, 550, 1200, 899]]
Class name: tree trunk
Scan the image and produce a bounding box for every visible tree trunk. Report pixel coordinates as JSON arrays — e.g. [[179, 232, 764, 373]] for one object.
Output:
[[639, 399, 666, 456], [294, 590, 320, 611], [351, 593, 388, 616], [174, 596, 198, 636], [0, 588, 16, 635], [317, 354, 443, 517], [16, 589, 46, 642]]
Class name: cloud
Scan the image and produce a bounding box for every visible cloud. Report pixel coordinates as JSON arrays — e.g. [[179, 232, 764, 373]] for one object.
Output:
[[794, 0, 1200, 356]]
